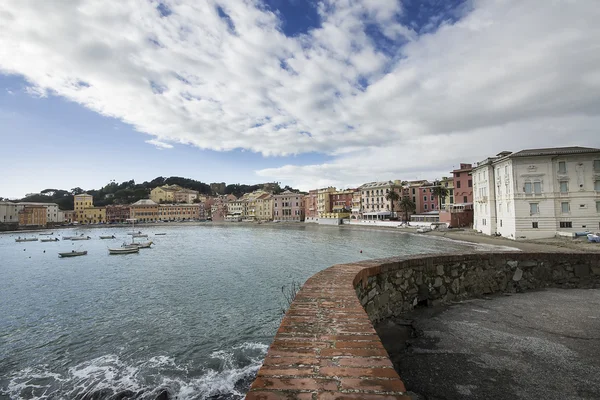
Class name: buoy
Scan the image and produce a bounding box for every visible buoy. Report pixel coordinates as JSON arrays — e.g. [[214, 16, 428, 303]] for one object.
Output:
[[360, 250, 363, 253], [23, 249, 26, 251]]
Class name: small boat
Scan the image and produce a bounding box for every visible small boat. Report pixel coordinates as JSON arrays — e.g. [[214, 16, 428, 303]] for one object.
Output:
[[122, 241, 153, 249], [63, 234, 84, 240], [39, 232, 54, 236], [99, 235, 116, 239], [587, 234, 600, 243], [108, 247, 139, 255], [71, 236, 91, 241], [15, 237, 38, 242], [155, 233, 167, 236], [59, 250, 88, 258], [132, 233, 148, 238], [40, 238, 60, 242], [416, 227, 432, 233]]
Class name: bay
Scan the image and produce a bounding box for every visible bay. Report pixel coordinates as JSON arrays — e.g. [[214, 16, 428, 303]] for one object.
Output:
[[0, 223, 497, 399]]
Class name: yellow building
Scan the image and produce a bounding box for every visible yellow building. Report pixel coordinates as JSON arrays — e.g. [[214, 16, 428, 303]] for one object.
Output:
[[150, 185, 181, 203], [439, 176, 455, 210], [130, 199, 159, 222], [255, 193, 273, 221], [18, 205, 47, 227], [317, 187, 336, 217], [82, 207, 106, 224], [74, 193, 93, 222]]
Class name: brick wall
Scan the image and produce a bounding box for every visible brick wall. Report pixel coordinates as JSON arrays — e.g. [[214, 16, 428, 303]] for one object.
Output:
[[247, 252, 600, 399]]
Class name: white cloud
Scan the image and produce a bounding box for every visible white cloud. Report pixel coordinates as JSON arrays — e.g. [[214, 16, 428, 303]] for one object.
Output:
[[1, 0, 599, 189], [146, 138, 174, 149]]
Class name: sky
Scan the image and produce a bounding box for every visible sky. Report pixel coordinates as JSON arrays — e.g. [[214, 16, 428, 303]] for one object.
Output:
[[1, 0, 599, 198]]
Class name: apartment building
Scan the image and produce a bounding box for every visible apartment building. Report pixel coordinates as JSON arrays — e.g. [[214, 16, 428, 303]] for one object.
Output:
[[273, 190, 304, 222], [473, 147, 600, 239]]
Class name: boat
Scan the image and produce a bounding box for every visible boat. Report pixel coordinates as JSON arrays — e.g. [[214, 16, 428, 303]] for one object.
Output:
[[416, 227, 432, 233], [63, 234, 84, 240], [59, 250, 88, 258], [122, 240, 153, 249], [108, 247, 139, 255], [15, 237, 38, 242], [71, 236, 91, 241], [39, 232, 54, 236], [155, 233, 167, 236], [132, 233, 148, 238], [587, 234, 600, 243], [40, 238, 60, 242], [99, 235, 116, 239]]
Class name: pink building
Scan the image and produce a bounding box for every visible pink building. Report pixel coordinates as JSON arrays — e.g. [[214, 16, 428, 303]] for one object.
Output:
[[273, 191, 305, 221], [304, 190, 318, 221], [417, 183, 438, 213], [452, 163, 473, 204], [330, 190, 354, 213]]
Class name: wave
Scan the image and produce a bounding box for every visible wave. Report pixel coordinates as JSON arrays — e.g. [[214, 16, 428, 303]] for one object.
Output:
[[1, 343, 268, 400]]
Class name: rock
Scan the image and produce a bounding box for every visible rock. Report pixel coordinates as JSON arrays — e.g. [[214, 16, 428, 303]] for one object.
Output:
[[573, 264, 590, 278], [512, 267, 523, 282], [434, 277, 443, 288], [507, 260, 518, 268], [591, 266, 600, 276], [436, 265, 445, 276], [439, 285, 447, 295], [154, 389, 171, 400], [451, 279, 461, 294]]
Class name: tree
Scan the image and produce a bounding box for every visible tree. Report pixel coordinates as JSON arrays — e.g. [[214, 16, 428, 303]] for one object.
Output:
[[70, 187, 84, 195], [385, 189, 401, 220], [399, 197, 416, 222], [432, 185, 449, 211]]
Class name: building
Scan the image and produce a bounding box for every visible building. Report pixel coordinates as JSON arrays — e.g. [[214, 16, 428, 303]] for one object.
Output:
[[452, 164, 473, 205], [439, 164, 474, 228], [74, 194, 93, 223], [351, 191, 362, 220], [81, 207, 106, 224], [416, 182, 438, 213], [331, 189, 354, 214], [0, 201, 19, 225], [209, 196, 229, 221], [317, 187, 337, 217], [173, 188, 200, 204], [158, 204, 202, 221], [150, 185, 181, 204], [106, 205, 131, 224], [18, 205, 47, 227], [473, 146, 600, 239], [63, 210, 76, 224], [255, 193, 274, 221], [210, 182, 226, 195], [130, 199, 159, 222], [304, 190, 318, 221], [273, 191, 304, 221], [439, 177, 454, 209], [16, 202, 61, 224], [226, 197, 247, 221], [359, 181, 402, 220]]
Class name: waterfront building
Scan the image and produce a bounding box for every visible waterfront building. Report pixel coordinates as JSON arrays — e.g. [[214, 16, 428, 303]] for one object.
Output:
[[351, 191, 362, 220], [439, 164, 474, 228], [209, 196, 229, 221], [331, 189, 354, 214], [81, 207, 106, 224], [416, 182, 438, 213], [106, 205, 131, 224], [473, 146, 600, 239], [1, 202, 18, 224], [15, 202, 61, 224], [304, 190, 318, 222], [130, 199, 159, 223], [359, 181, 401, 220], [74, 194, 93, 223], [439, 177, 454, 208], [255, 193, 274, 221], [317, 187, 336, 218], [226, 197, 247, 221], [273, 191, 304, 221], [150, 185, 181, 204], [158, 204, 201, 221], [18, 205, 47, 227], [173, 188, 199, 204], [63, 210, 76, 224]]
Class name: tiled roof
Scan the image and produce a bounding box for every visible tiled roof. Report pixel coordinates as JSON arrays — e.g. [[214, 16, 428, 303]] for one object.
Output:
[[132, 199, 158, 206], [508, 146, 600, 158]]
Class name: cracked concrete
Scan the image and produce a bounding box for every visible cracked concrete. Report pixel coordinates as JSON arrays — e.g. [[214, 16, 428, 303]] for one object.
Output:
[[375, 288, 600, 400]]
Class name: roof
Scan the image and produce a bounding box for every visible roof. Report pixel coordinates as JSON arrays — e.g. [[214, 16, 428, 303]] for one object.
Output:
[[359, 181, 394, 189], [132, 199, 158, 206], [508, 146, 600, 158]]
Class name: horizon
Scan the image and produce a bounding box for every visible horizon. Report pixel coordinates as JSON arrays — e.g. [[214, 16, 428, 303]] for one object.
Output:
[[2, 0, 600, 198]]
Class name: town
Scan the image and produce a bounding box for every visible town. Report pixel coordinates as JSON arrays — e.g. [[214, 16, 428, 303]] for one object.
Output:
[[2, 146, 600, 241]]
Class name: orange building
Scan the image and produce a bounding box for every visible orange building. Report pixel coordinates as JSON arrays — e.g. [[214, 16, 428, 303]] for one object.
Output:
[[18, 205, 47, 227]]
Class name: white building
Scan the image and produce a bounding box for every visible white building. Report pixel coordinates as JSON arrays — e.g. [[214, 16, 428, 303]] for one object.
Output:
[[16, 202, 62, 223], [0, 202, 19, 224], [473, 147, 600, 239], [359, 181, 398, 220]]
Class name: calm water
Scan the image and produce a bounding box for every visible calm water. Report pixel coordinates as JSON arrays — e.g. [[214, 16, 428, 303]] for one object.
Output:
[[0, 223, 493, 399]]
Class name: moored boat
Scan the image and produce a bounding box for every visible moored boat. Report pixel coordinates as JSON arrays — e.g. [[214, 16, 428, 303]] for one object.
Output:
[[122, 241, 153, 249], [155, 233, 167, 236], [99, 235, 116, 239], [40, 238, 60, 242], [71, 236, 91, 241], [15, 237, 38, 242], [59, 250, 88, 258], [108, 247, 139, 255], [132, 233, 148, 238], [39, 232, 54, 236]]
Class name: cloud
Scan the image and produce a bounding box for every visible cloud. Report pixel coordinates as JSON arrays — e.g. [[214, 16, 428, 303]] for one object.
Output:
[[146, 138, 174, 149], [0, 0, 599, 189]]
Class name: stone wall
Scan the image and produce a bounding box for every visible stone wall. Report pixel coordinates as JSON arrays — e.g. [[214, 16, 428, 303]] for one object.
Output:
[[354, 253, 600, 323], [246, 252, 600, 399]]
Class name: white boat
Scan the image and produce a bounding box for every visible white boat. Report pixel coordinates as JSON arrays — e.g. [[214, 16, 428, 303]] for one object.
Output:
[[132, 233, 148, 238], [71, 236, 91, 241], [108, 247, 139, 255], [99, 235, 116, 239], [39, 232, 54, 236], [59, 250, 87, 258], [63, 234, 84, 240], [587, 234, 600, 243], [122, 240, 153, 249], [40, 238, 60, 242], [416, 227, 432, 233], [15, 237, 38, 242]]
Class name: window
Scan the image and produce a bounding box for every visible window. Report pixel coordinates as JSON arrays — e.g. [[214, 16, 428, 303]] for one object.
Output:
[[450, 196, 454, 204], [456, 181, 461, 189], [595, 180, 600, 191], [561, 202, 570, 213], [529, 203, 539, 214], [597, 201, 600, 212], [455, 172, 461, 177], [424, 204, 428, 210], [468, 179, 472, 187], [463, 196, 468, 203], [482, 218, 487, 226], [423, 196, 427, 202], [560, 221, 572, 228], [560, 181, 568, 193], [524, 182, 532, 194], [532, 222, 539, 229], [558, 161, 567, 174], [431, 195, 434, 201], [533, 181, 542, 194], [595, 160, 600, 172]]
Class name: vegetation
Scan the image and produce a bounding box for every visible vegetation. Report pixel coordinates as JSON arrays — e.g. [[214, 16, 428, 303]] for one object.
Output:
[[11, 177, 302, 210], [399, 196, 416, 222], [280, 281, 302, 315], [432, 185, 449, 211], [385, 189, 401, 220]]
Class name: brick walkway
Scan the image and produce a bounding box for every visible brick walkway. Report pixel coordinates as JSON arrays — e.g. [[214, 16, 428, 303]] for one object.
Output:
[[246, 262, 410, 400]]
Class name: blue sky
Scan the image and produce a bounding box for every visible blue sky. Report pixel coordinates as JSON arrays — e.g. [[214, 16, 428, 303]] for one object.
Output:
[[1, 0, 599, 198]]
